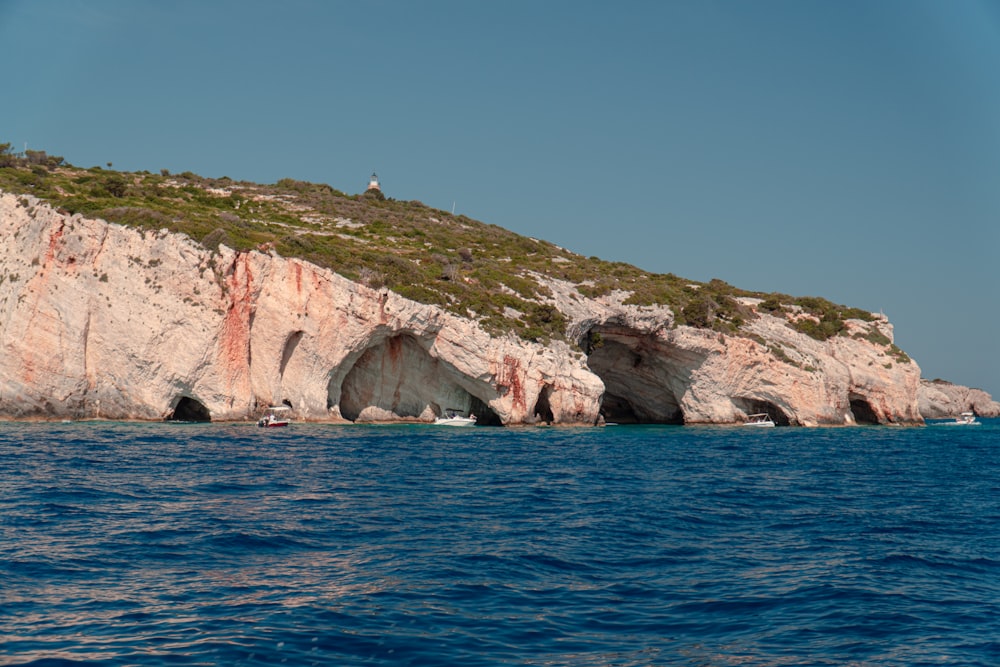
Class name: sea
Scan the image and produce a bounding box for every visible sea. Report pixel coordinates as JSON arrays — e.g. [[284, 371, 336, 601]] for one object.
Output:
[[1, 419, 997, 666]]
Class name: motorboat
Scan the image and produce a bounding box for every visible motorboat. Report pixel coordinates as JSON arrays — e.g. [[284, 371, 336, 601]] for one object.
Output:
[[257, 406, 291, 428], [743, 413, 776, 427], [942, 411, 980, 426], [434, 410, 476, 427]]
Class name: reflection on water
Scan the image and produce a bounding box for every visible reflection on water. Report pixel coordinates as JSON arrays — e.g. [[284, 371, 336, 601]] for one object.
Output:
[[1, 421, 998, 666]]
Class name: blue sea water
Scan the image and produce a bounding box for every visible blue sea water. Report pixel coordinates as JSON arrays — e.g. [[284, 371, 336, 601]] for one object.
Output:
[[1, 420, 998, 666]]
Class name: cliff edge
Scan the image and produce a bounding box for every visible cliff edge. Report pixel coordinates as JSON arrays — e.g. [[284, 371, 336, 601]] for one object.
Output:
[[0, 191, 925, 425], [918, 379, 1000, 419]]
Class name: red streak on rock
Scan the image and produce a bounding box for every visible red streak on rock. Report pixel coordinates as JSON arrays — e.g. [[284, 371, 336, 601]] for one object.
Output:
[[220, 254, 255, 385], [386, 335, 402, 371], [44, 222, 66, 266], [497, 355, 526, 411]]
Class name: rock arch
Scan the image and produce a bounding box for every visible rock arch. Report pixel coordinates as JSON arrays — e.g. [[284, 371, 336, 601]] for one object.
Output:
[[849, 394, 879, 425], [334, 333, 498, 423], [470, 395, 502, 426], [168, 396, 211, 422], [532, 384, 555, 424], [733, 397, 791, 426], [583, 325, 693, 424]]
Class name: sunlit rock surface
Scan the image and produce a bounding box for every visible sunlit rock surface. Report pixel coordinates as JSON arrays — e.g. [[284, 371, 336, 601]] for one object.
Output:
[[0, 192, 927, 425], [918, 379, 1000, 419]]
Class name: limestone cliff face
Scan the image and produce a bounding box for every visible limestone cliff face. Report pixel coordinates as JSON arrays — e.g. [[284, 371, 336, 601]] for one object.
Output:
[[0, 192, 602, 424], [918, 379, 1000, 419], [0, 192, 924, 425], [545, 278, 923, 426]]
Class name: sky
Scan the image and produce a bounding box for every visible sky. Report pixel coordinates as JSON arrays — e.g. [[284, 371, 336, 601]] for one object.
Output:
[[2, 0, 998, 394]]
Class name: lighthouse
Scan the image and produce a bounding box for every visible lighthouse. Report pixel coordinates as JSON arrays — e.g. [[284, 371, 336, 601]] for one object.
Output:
[[366, 171, 381, 192]]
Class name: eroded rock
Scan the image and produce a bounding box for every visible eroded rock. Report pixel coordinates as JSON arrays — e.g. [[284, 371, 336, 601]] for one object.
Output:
[[918, 379, 1000, 419], [0, 192, 931, 425]]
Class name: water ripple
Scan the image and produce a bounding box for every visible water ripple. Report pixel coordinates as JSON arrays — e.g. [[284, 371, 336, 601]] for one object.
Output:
[[0, 420, 997, 665]]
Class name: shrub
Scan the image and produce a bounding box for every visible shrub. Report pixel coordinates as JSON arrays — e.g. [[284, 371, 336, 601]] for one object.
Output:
[[759, 296, 784, 313], [889, 344, 911, 363], [842, 307, 876, 322], [359, 267, 386, 289], [864, 329, 891, 346], [0, 144, 894, 349], [395, 283, 445, 305], [681, 295, 712, 328], [526, 303, 566, 333], [100, 206, 172, 228], [792, 314, 845, 340], [103, 174, 128, 198], [201, 228, 231, 251]]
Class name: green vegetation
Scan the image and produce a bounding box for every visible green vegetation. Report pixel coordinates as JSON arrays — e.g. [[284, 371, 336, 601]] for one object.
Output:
[[788, 296, 877, 341], [0, 142, 882, 343]]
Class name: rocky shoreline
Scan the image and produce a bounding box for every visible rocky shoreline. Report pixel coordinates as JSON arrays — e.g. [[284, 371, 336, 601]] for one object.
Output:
[[1, 191, 992, 426]]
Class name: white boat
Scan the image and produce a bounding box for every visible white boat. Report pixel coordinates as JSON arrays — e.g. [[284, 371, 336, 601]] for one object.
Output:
[[941, 411, 980, 426], [434, 410, 476, 427], [743, 413, 775, 427], [257, 406, 291, 428]]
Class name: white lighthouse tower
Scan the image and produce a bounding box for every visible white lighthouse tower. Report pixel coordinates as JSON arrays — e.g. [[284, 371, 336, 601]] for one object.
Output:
[[366, 171, 381, 192]]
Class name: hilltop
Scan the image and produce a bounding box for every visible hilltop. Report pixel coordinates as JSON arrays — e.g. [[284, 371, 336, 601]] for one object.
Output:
[[0, 143, 890, 348], [0, 142, 941, 425]]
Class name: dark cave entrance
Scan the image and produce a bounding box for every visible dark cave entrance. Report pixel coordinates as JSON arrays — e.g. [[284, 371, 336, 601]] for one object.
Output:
[[850, 396, 880, 425], [600, 393, 639, 425], [735, 398, 790, 426], [583, 327, 687, 425], [470, 396, 502, 426], [532, 385, 555, 424], [168, 396, 211, 422]]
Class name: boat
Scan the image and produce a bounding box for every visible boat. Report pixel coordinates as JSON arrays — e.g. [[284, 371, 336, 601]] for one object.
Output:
[[940, 411, 980, 426], [434, 410, 477, 427], [743, 413, 776, 427], [257, 406, 291, 428]]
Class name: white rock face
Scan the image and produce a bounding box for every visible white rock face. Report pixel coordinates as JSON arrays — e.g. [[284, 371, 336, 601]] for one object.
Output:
[[918, 379, 1000, 418], [0, 192, 603, 424], [0, 192, 926, 425], [542, 281, 924, 426]]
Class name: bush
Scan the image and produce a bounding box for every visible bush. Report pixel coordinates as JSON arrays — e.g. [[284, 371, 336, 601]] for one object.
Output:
[[864, 329, 891, 346], [680, 295, 712, 328], [201, 228, 231, 251], [759, 296, 784, 313], [100, 206, 172, 228], [527, 303, 566, 332], [792, 314, 845, 340], [104, 174, 128, 198], [0, 144, 890, 348]]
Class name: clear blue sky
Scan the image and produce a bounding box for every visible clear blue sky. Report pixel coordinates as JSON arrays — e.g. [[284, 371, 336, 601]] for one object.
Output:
[[3, 0, 998, 394]]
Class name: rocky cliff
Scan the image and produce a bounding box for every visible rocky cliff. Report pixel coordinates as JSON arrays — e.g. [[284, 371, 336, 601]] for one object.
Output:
[[918, 379, 1000, 419], [0, 191, 925, 425]]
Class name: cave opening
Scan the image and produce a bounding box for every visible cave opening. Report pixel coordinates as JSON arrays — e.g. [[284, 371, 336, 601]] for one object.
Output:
[[600, 393, 639, 424], [533, 385, 555, 424], [334, 333, 499, 424], [168, 396, 211, 422], [850, 396, 880, 425], [583, 327, 686, 424], [735, 398, 790, 426], [470, 396, 502, 426]]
